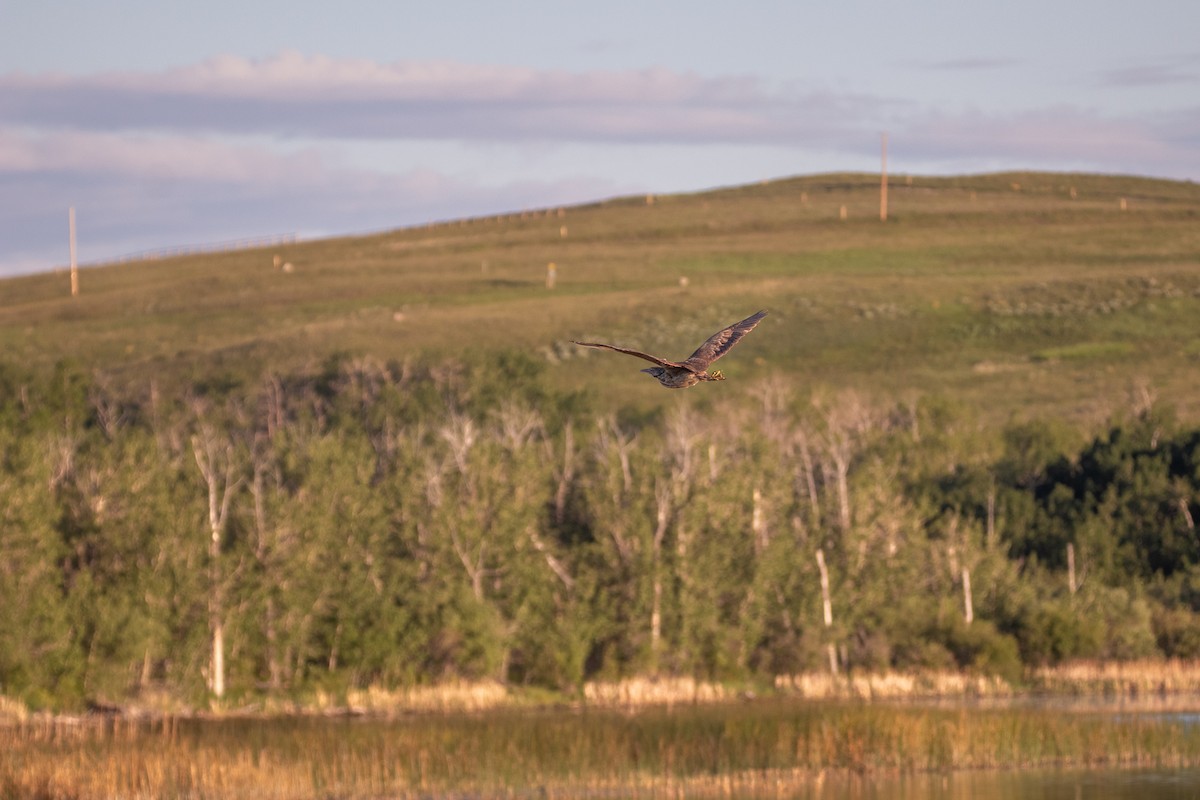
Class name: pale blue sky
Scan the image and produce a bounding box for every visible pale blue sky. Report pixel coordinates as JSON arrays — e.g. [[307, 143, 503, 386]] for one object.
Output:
[[1, 0, 1197, 276]]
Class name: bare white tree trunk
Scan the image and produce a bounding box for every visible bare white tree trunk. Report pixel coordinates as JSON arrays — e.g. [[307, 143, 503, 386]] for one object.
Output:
[[815, 391, 873, 534], [328, 619, 343, 672], [650, 477, 671, 672], [828, 446, 851, 532], [250, 451, 282, 689], [1179, 499, 1196, 532], [795, 430, 821, 530], [962, 566, 974, 625], [440, 414, 489, 601], [211, 621, 226, 698], [752, 488, 768, 554], [594, 416, 636, 565], [551, 421, 575, 527], [986, 482, 997, 550], [192, 423, 243, 700], [450, 527, 487, 601], [1067, 542, 1077, 596], [528, 527, 574, 589], [815, 548, 837, 675]]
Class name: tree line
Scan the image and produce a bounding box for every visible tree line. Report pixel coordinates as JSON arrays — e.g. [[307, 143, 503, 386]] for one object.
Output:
[[1, 354, 1198, 709]]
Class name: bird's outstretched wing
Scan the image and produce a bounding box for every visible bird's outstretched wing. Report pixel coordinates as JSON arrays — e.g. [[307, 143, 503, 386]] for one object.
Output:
[[682, 310, 768, 371], [571, 341, 685, 369]]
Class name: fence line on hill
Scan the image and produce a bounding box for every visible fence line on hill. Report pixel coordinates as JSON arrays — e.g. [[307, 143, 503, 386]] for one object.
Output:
[[83, 233, 298, 267]]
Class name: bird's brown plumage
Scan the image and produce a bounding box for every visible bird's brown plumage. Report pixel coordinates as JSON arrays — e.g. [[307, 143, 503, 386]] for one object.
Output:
[[573, 310, 767, 389]]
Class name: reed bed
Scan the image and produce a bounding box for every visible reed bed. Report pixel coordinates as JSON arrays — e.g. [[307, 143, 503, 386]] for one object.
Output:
[[775, 671, 1015, 701], [583, 675, 732, 706], [777, 662, 1200, 708], [1031, 659, 1200, 698], [0, 697, 28, 723], [290, 680, 512, 715], [5, 699, 1200, 799]]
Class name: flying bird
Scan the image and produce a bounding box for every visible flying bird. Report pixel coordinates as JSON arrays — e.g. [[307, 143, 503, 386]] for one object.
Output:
[[573, 310, 767, 389]]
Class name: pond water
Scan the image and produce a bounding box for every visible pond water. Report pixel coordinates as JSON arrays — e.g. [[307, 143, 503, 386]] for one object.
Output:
[[799, 767, 1200, 800]]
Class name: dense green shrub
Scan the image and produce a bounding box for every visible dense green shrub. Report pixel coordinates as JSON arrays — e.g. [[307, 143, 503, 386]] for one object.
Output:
[[1, 358, 1198, 707]]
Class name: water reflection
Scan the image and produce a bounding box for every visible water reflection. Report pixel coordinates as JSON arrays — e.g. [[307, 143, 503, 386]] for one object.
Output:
[[795, 768, 1200, 800]]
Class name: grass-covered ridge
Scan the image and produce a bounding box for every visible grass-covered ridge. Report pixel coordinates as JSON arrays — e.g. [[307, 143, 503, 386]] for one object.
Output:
[[3, 171, 1198, 423]]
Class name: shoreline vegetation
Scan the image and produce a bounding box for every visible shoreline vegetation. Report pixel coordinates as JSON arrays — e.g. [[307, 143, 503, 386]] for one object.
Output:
[[3, 172, 1200, 797], [7, 668, 1200, 800], [6, 661, 1200, 721]]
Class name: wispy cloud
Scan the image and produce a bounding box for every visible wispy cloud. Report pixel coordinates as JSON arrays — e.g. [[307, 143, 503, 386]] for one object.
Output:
[[0, 123, 627, 273], [2, 51, 1198, 277], [0, 52, 880, 145], [898, 105, 1200, 174], [1097, 56, 1199, 87], [0, 128, 327, 182], [12, 51, 1191, 160]]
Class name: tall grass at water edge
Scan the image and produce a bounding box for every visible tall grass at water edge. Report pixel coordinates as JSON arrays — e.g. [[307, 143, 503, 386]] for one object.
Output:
[[6, 700, 1200, 799]]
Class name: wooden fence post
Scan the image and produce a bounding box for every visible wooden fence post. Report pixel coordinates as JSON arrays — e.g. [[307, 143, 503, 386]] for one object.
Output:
[[69, 207, 78, 297], [880, 132, 888, 221]]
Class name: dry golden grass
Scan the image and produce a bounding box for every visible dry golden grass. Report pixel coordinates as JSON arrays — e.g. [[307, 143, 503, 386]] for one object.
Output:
[[775, 670, 1014, 700], [0, 695, 29, 722], [583, 676, 732, 706], [7, 694, 1200, 800], [11, 661, 1200, 725], [772, 661, 1200, 711], [342, 680, 511, 713], [195, 681, 515, 718], [1031, 659, 1200, 698]]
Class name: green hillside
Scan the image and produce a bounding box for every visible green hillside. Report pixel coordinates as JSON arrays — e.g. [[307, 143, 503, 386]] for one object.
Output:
[[4, 172, 1200, 712], [4, 171, 1199, 423]]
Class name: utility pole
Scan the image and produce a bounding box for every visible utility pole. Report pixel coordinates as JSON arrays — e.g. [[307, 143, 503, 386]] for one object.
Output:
[[69, 207, 79, 296], [880, 133, 888, 222]]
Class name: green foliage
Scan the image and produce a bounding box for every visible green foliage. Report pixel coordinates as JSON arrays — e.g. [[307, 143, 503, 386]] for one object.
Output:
[[1003, 412, 1200, 583], [1, 343, 1200, 708], [929, 613, 1024, 683], [4, 172, 1200, 710], [1153, 601, 1200, 658], [1007, 594, 1104, 665], [0, 431, 84, 707]]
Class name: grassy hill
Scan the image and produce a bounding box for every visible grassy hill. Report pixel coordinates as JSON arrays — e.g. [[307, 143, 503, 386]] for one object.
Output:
[[3, 171, 1199, 424]]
